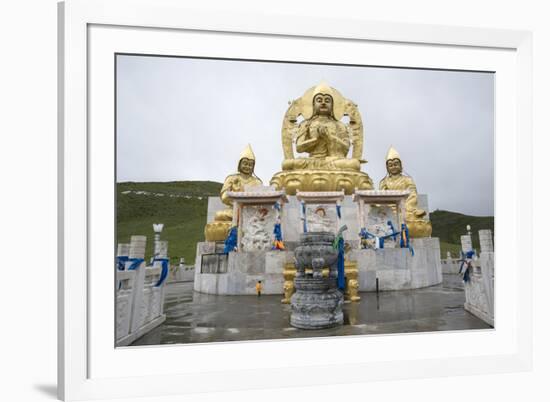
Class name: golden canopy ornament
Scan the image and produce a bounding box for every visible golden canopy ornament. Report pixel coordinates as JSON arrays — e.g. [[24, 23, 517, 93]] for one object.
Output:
[[271, 82, 373, 195]]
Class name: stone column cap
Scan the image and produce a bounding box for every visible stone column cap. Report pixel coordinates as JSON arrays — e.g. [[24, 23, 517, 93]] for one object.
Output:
[[296, 190, 345, 203], [353, 189, 410, 203], [226, 190, 288, 204]]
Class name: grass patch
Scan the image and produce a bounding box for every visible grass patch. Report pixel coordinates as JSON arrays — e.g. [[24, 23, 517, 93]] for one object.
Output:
[[116, 181, 221, 263]]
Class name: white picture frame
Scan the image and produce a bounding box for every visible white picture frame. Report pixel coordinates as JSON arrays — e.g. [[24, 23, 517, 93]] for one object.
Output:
[[58, 0, 533, 400]]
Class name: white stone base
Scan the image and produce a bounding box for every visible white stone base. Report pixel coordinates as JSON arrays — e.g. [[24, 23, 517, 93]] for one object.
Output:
[[194, 247, 295, 295], [349, 237, 443, 291], [194, 238, 443, 295]]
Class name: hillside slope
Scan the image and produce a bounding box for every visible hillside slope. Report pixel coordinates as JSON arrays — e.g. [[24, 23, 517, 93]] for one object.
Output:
[[117, 181, 221, 263], [117, 181, 493, 261], [430, 209, 494, 257]]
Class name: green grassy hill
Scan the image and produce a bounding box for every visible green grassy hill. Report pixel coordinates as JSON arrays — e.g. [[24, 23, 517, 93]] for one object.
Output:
[[430, 210, 494, 258], [117, 181, 221, 263], [117, 181, 493, 262]]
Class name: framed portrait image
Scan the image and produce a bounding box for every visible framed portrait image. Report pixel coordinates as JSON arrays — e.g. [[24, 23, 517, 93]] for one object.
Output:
[[58, 0, 532, 400]]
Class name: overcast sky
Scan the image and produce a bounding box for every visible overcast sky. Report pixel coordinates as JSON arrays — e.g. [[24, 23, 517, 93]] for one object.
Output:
[[116, 55, 494, 216]]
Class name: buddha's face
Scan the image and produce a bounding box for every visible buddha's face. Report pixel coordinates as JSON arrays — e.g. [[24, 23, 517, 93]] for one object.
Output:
[[386, 158, 402, 176], [313, 93, 333, 116], [239, 158, 254, 175]]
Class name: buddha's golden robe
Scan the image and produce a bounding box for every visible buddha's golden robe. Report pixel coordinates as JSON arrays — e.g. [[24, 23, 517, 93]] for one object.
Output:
[[379, 174, 425, 220], [219, 173, 262, 211], [282, 115, 360, 171], [379, 173, 432, 237]]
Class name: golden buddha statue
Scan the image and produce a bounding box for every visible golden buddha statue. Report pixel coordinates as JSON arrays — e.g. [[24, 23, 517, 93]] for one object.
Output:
[[379, 146, 432, 238], [204, 144, 263, 241], [270, 83, 373, 194]]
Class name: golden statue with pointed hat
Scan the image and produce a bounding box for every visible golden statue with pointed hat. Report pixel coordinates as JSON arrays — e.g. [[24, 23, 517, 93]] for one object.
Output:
[[204, 144, 263, 241], [270, 83, 373, 194], [379, 145, 432, 238]]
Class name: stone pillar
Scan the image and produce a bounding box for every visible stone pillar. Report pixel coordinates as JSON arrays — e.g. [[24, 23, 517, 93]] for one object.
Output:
[[460, 234, 473, 253], [479, 229, 493, 253], [153, 240, 168, 268], [129, 236, 147, 333], [153, 223, 164, 256], [117, 243, 130, 258], [129, 236, 147, 260]]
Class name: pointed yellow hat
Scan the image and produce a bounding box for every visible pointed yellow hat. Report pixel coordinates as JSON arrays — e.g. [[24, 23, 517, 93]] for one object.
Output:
[[385, 145, 401, 161], [239, 144, 256, 161]]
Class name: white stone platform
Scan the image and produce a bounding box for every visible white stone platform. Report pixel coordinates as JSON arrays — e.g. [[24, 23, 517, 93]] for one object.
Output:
[[193, 243, 294, 295], [193, 237, 442, 295], [195, 193, 441, 295]]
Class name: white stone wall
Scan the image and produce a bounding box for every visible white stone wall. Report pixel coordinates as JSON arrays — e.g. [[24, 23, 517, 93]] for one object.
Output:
[[349, 237, 442, 291], [199, 193, 440, 295], [194, 238, 443, 295], [194, 247, 294, 295]]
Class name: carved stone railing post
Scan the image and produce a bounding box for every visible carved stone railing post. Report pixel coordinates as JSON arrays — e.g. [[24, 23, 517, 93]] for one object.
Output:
[[479, 229, 494, 253], [152, 240, 168, 269], [463, 229, 494, 326], [460, 234, 473, 254], [115, 242, 133, 341], [153, 223, 164, 257], [117, 243, 130, 260], [479, 229, 494, 319], [128, 236, 147, 334]]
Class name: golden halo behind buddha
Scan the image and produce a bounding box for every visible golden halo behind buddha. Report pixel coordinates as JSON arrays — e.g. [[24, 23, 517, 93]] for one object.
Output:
[[298, 81, 347, 120]]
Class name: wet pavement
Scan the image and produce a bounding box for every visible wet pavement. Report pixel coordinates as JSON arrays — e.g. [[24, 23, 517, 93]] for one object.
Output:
[[130, 274, 492, 346]]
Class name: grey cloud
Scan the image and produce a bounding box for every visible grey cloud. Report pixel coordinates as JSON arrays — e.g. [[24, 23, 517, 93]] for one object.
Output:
[[116, 55, 494, 216]]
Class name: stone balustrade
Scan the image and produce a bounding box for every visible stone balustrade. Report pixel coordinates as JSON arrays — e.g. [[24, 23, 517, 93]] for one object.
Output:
[[460, 234, 473, 254], [168, 258, 196, 282], [116, 235, 168, 346], [441, 257, 461, 274], [463, 229, 494, 326]]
